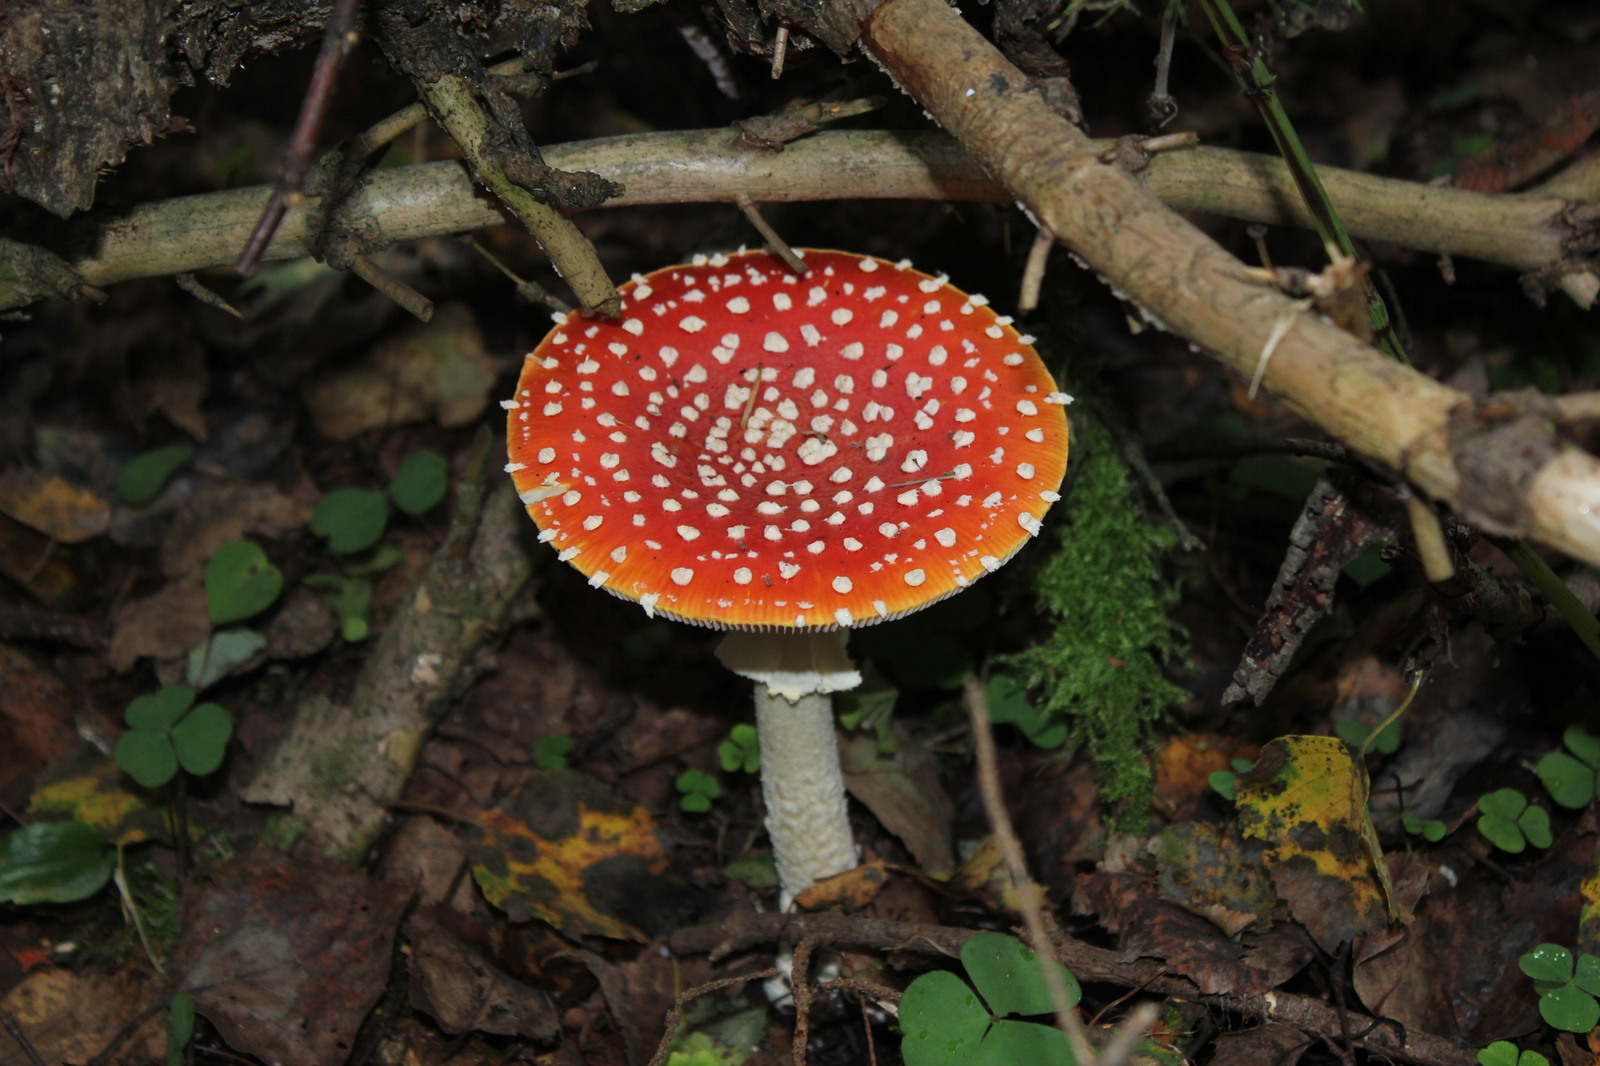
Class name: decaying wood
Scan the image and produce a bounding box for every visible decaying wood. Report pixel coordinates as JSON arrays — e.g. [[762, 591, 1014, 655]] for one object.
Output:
[[846, 0, 1600, 570], [240, 433, 533, 859]]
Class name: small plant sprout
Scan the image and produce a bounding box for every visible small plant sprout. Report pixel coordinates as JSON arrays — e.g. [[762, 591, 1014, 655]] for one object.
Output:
[[676, 769, 724, 813], [115, 685, 234, 789], [899, 932, 1082, 1066], [533, 734, 573, 770], [1519, 943, 1600, 1032], [1208, 757, 1257, 802], [311, 449, 450, 555], [1537, 725, 1600, 809], [1476, 789, 1553, 853], [717, 724, 760, 774], [168, 991, 197, 1066], [1401, 811, 1447, 842], [1478, 1041, 1550, 1066]]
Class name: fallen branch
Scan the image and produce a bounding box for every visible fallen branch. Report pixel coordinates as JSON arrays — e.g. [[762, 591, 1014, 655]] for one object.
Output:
[[665, 912, 1475, 1066], [844, 0, 1600, 570], [3, 129, 1586, 309]]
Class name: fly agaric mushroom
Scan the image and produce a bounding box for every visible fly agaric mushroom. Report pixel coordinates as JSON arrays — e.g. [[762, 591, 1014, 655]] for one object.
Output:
[[504, 249, 1069, 904]]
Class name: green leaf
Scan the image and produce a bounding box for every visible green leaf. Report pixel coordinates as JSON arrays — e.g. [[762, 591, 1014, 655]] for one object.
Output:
[[171, 703, 233, 775], [312, 488, 390, 555], [187, 628, 267, 688], [168, 991, 196, 1066], [961, 932, 1080, 1018], [117, 443, 195, 505], [1478, 814, 1525, 853], [899, 971, 992, 1066], [1538, 751, 1597, 810], [1517, 804, 1553, 849], [205, 540, 283, 625], [533, 734, 572, 770], [677, 769, 723, 800], [1539, 984, 1600, 1032], [389, 450, 449, 515], [116, 729, 179, 788], [1573, 954, 1600, 998], [1521, 944, 1576, 984], [0, 822, 115, 904], [718, 724, 760, 773], [1566, 726, 1600, 769], [1478, 789, 1528, 820], [1479, 1042, 1548, 1066], [1208, 770, 1237, 802], [126, 686, 195, 730], [980, 1019, 1075, 1066], [680, 792, 712, 814]]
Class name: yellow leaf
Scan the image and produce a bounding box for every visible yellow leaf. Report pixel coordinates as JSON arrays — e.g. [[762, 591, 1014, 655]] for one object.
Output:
[[1235, 735, 1409, 950], [468, 771, 672, 942]]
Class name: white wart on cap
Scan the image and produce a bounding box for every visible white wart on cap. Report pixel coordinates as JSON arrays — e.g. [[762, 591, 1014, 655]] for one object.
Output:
[[505, 249, 1070, 630]]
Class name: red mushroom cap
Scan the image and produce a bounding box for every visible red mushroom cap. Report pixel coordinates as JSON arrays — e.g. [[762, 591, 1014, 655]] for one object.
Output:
[[504, 249, 1070, 631]]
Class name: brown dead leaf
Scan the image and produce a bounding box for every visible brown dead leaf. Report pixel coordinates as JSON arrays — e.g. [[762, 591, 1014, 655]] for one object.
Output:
[[158, 478, 315, 579], [303, 303, 495, 440], [0, 468, 110, 543], [0, 645, 84, 808], [840, 728, 954, 877], [406, 917, 558, 1039], [0, 967, 165, 1066], [173, 850, 409, 1066], [1075, 870, 1308, 995], [108, 573, 208, 672]]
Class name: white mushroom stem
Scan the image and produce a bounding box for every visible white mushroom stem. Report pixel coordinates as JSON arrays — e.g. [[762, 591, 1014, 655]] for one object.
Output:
[[717, 630, 862, 906], [754, 688, 858, 904]]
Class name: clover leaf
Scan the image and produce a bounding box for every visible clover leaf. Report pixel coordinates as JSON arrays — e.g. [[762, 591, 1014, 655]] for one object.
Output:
[[718, 723, 760, 773], [677, 769, 724, 813], [1520, 943, 1600, 1032], [115, 685, 233, 788], [1476, 789, 1552, 854], [900, 933, 1081, 1066], [1537, 726, 1600, 810]]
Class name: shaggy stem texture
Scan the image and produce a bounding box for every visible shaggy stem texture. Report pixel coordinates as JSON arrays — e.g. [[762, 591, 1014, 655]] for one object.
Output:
[[754, 688, 857, 905]]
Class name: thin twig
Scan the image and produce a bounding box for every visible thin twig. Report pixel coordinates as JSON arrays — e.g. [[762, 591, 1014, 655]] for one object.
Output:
[[737, 197, 807, 274], [348, 254, 433, 320], [1018, 226, 1054, 313], [463, 237, 572, 313], [236, 0, 361, 275], [0, 1009, 47, 1066], [963, 676, 1096, 1066], [174, 274, 243, 318], [645, 969, 781, 1066]]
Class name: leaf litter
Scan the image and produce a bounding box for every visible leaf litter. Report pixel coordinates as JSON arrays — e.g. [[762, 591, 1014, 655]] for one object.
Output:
[[3, 4, 1600, 1066]]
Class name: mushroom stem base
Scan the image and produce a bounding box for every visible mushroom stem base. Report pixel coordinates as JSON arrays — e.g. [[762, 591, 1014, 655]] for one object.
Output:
[[754, 687, 858, 906]]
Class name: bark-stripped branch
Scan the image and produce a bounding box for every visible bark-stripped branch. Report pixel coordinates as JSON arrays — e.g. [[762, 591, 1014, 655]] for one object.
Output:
[[846, 0, 1600, 570], [3, 129, 1586, 309]]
